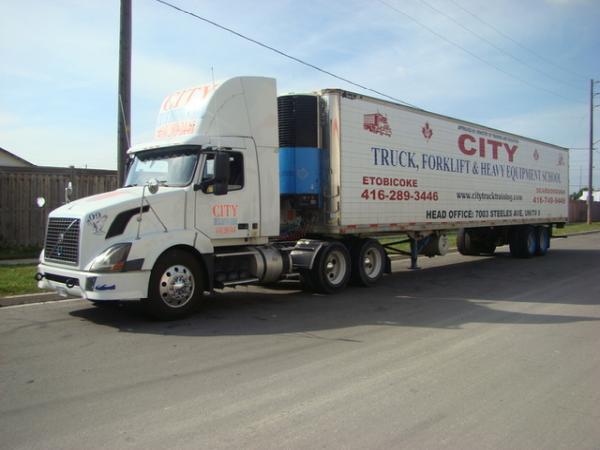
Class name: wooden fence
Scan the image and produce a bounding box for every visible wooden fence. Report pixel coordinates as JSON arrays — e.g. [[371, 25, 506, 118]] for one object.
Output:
[[569, 199, 600, 223], [1, 165, 598, 248], [0, 166, 118, 248]]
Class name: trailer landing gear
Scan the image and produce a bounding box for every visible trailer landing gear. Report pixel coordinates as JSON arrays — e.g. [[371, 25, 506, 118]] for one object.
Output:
[[409, 238, 421, 270], [383, 232, 448, 271]]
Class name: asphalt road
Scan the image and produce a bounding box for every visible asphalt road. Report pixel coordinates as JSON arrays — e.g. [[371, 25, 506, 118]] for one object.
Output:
[[1, 234, 599, 450]]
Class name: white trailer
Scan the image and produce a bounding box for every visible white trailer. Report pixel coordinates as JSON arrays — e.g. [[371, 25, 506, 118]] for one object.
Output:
[[37, 76, 569, 319]]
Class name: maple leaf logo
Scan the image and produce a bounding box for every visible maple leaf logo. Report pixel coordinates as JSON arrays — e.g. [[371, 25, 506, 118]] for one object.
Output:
[[422, 122, 433, 141], [533, 149, 539, 161]]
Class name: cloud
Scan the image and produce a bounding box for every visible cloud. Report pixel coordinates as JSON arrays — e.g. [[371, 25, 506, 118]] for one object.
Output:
[[485, 103, 595, 191], [0, 0, 597, 177], [1, 124, 116, 169], [544, 0, 591, 4], [0, 112, 19, 127], [485, 104, 589, 148]]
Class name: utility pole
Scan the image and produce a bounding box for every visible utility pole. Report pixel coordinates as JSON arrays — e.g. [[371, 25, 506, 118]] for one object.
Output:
[[588, 80, 600, 224], [588, 79, 594, 224], [117, 0, 132, 186]]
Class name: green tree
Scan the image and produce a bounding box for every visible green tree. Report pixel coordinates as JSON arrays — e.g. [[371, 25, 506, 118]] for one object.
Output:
[[571, 188, 588, 200]]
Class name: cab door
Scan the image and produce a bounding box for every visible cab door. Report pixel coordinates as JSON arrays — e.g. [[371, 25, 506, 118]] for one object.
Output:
[[194, 141, 260, 242]]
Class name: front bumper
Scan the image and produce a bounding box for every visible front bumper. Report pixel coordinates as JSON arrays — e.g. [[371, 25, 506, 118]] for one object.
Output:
[[37, 263, 150, 301]]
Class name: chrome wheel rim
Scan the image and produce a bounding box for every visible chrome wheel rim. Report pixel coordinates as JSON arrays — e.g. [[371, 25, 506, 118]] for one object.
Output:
[[159, 265, 195, 308], [363, 247, 383, 279], [324, 249, 347, 286]]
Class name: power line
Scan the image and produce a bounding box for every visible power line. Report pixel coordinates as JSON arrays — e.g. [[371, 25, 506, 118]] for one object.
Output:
[[446, 0, 589, 82], [377, 0, 584, 104], [417, 0, 582, 91], [152, 0, 420, 109]]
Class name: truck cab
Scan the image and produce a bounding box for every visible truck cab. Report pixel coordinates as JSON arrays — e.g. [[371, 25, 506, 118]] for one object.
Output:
[[37, 77, 295, 319]]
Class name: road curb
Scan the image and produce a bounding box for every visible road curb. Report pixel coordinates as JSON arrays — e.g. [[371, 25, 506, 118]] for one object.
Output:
[[556, 230, 600, 237], [0, 258, 39, 266], [0, 292, 74, 307]]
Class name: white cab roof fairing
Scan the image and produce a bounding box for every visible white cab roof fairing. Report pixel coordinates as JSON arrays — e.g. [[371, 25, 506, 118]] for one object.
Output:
[[131, 76, 278, 153]]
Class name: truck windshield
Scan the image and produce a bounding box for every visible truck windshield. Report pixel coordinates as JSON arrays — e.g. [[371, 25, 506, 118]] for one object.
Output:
[[125, 148, 199, 187]]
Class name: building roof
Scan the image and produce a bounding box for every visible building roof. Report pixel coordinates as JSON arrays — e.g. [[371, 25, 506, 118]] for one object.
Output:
[[578, 190, 600, 202], [0, 147, 35, 167]]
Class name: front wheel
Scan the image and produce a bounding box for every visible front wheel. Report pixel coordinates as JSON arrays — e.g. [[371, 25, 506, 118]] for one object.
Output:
[[308, 242, 351, 294], [144, 249, 205, 320]]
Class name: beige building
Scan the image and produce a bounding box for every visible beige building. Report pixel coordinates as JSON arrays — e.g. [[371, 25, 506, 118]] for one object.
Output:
[[0, 147, 34, 167]]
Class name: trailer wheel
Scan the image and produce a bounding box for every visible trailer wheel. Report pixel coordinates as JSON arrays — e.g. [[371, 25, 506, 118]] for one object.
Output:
[[535, 227, 550, 256], [457, 229, 475, 255], [479, 241, 497, 256], [458, 228, 496, 255], [351, 239, 386, 286], [309, 242, 351, 294], [509, 226, 537, 259], [145, 249, 204, 320]]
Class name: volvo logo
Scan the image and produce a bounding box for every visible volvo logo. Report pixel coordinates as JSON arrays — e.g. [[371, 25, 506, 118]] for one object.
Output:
[[55, 233, 66, 257]]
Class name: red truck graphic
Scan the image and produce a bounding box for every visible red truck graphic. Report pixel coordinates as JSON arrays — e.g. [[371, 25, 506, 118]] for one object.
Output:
[[363, 113, 392, 137]]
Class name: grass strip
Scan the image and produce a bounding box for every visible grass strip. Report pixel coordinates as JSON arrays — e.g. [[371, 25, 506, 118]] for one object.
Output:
[[0, 265, 40, 297]]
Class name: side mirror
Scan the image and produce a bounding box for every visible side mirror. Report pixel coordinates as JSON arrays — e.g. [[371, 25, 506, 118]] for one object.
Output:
[[213, 152, 230, 196], [147, 178, 160, 194]]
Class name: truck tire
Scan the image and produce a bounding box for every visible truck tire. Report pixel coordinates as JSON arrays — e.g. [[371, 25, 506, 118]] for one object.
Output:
[[458, 228, 496, 256], [145, 249, 205, 320], [351, 238, 386, 286], [509, 226, 537, 259], [535, 226, 550, 256], [457, 229, 475, 255], [478, 241, 497, 256], [309, 241, 351, 294]]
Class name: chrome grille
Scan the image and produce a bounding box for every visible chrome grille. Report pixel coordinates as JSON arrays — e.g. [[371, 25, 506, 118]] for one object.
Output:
[[45, 218, 80, 265]]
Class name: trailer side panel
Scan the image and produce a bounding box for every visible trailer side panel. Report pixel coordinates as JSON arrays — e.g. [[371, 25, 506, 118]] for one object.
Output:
[[329, 93, 568, 232]]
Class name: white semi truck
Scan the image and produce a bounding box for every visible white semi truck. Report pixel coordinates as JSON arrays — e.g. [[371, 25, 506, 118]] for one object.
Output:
[[37, 77, 569, 319]]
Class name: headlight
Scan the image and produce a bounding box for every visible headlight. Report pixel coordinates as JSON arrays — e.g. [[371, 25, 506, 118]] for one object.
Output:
[[89, 243, 131, 273]]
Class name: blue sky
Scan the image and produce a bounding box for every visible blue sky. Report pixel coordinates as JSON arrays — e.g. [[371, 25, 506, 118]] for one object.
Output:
[[1, 0, 599, 193]]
